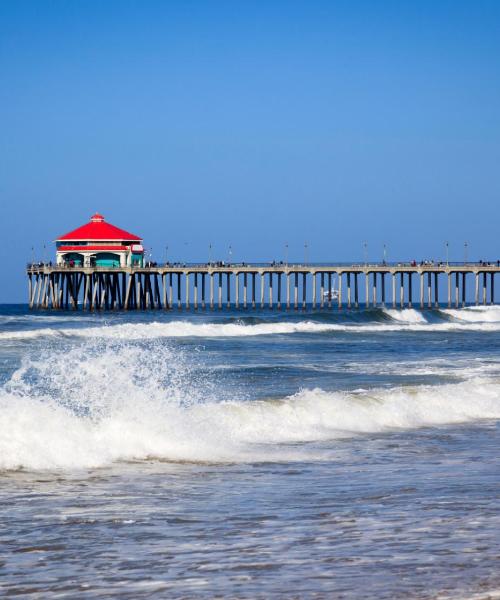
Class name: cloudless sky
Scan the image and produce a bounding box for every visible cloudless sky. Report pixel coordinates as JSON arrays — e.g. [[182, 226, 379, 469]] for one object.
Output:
[[1, 0, 499, 301]]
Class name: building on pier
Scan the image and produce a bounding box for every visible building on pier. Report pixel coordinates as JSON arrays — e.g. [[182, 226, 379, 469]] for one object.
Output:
[[55, 213, 144, 267]]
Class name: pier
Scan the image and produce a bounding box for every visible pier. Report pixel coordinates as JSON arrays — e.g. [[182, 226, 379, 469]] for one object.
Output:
[[27, 214, 499, 310], [26, 262, 499, 310]]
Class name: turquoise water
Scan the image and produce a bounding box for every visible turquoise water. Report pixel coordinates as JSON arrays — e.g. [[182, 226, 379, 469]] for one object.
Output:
[[1, 304, 499, 598]]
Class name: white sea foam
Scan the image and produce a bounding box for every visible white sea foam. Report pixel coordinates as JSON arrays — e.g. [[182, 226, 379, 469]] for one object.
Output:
[[0, 321, 332, 341], [3, 314, 500, 342], [1, 339, 499, 471], [382, 308, 428, 323], [342, 357, 500, 378], [441, 305, 500, 323], [0, 327, 86, 340]]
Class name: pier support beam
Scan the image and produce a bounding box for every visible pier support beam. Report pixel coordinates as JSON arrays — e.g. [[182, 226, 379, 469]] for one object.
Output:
[[347, 273, 352, 309], [338, 273, 342, 310], [269, 272, 273, 309], [354, 273, 359, 309], [83, 274, 89, 310], [302, 273, 307, 310], [30, 275, 38, 309], [475, 273, 479, 306], [277, 273, 282, 310], [294, 273, 298, 310], [286, 273, 290, 310], [124, 274, 132, 309], [28, 274, 33, 309], [218, 273, 223, 310]]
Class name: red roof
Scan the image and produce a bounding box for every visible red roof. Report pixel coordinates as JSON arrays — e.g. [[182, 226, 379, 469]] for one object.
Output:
[[57, 245, 134, 252], [57, 213, 142, 242]]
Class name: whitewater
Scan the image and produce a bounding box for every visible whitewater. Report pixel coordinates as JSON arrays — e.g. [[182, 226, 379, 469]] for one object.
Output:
[[2, 305, 500, 342], [1, 304, 499, 598]]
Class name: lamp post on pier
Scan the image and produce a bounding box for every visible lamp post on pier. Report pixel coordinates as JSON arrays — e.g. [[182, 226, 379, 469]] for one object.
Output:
[[464, 241, 468, 265], [445, 241, 449, 266]]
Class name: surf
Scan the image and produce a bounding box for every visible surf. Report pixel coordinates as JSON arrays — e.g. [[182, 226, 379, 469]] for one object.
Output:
[[1, 337, 499, 471], [3, 309, 500, 342]]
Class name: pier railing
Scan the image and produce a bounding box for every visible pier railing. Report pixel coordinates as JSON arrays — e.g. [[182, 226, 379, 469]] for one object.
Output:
[[27, 260, 500, 271]]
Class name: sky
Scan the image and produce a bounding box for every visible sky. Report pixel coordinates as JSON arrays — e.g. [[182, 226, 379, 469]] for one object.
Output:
[[1, 0, 499, 302]]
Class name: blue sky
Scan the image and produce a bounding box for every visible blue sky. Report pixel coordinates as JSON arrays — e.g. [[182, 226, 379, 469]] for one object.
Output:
[[1, 1, 499, 301]]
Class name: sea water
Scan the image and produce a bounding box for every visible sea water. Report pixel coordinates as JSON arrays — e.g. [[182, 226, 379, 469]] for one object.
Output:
[[0, 304, 499, 598]]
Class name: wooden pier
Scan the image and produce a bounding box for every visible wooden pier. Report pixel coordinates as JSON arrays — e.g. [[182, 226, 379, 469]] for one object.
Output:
[[26, 262, 500, 311]]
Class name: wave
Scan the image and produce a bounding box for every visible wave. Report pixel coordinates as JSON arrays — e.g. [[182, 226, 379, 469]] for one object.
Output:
[[440, 305, 500, 323], [3, 317, 500, 341], [1, 339, 499, 471], [382, 308, 428, 323], [0, 321, 339, 341], [2, 305, 500, 342]]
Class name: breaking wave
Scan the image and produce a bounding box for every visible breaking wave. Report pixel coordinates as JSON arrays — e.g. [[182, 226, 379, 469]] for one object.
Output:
[[382, 308, 428, 323], [3, 312, 500, 341], [441, 305, 500, 323], [1, 338, 499, 471]]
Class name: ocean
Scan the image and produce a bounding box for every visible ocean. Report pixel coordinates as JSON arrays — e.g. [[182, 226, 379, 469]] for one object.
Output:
[[0, 304, 499, 599]]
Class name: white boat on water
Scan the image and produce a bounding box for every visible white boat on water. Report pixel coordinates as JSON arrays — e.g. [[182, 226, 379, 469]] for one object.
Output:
[[323, 289, 339, 301]]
